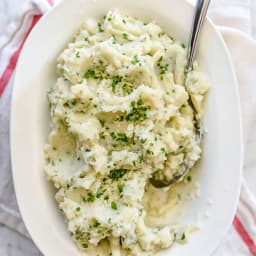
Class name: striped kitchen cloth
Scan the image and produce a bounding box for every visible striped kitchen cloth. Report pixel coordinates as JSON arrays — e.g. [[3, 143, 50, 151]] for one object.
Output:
[[0, 0, 256, 255]]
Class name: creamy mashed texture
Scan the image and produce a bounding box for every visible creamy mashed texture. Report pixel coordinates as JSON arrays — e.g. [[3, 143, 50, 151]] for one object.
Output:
[[45, 10, 209, 255]]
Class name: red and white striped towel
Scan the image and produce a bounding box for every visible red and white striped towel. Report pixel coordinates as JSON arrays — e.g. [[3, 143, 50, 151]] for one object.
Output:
[[0, 0, 256, 255]]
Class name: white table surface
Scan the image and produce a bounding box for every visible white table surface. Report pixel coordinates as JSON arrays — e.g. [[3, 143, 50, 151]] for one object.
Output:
[[0, 0, 255, 255]]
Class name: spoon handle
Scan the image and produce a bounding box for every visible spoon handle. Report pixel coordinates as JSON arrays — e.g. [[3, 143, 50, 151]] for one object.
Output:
[[187, 0, 211, 69]]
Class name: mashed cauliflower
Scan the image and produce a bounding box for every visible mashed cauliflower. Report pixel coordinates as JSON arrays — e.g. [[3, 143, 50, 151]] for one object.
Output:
[[45, 10, 209, 255]]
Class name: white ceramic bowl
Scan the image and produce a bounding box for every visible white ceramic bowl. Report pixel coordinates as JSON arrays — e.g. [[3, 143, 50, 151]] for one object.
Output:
[[11, 0, 243, 255]]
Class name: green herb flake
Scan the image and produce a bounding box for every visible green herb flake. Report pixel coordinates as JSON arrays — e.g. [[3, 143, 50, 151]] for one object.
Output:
[[84, 69, 96, 79], [110, 132, 128, 143], [125, 99, 149, 122], [158, 56, 163, 62], [69, 99, 77, 107], [112, 34, 117, 44], [96, 189, 104, 198], [76, 52, 80, 58], [131, 55, 139, 65], [108, 169, 128, 181], [122, 33, 129, 40], [99, 131, 105, 139], [131, 101, 136, 109], [111, 76, 123, 92], [181, 233, 186, 240], [157, 56, 169, 78], [87, 192, 95, 202], [140, 138, 147, 144], [122, 83, 133, 94], [146, 149, 152, 155], [99, 120, 105, 127], [111, 201, 117, 210], [98, 22, 104, 32], [137, 98, 143, 105], [93, 220, 100, 228], [116, 115, 124, 122], [181, 43, 186, 49], [160, 147, 166, 153], [76, 207, 81, 212], [118, 184, 124, 193], [187, 176, 192, 182]]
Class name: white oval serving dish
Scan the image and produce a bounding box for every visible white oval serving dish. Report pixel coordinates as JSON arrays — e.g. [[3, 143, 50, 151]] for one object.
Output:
[[11, 0, 243, 255]]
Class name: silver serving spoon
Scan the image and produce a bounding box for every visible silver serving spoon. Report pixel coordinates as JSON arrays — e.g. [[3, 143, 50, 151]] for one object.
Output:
[[150, 0, 211, 188]]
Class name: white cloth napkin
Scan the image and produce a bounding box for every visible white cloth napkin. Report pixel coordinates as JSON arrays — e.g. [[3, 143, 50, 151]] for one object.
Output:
[[0, 0, 256, 255]]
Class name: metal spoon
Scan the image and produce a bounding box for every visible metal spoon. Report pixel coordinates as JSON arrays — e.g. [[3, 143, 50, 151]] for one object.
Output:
[[150, 0, 211, 188]]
